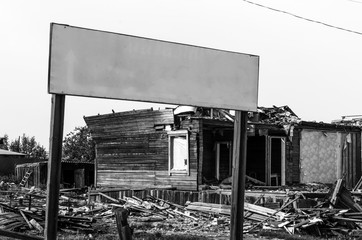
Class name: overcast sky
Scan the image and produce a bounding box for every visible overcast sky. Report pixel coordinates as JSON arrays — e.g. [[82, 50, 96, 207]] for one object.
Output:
[[1, 0, 362, 150]]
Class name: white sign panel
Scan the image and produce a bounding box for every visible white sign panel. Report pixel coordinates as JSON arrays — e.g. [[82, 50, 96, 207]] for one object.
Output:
[[48, 23, 259, 111]]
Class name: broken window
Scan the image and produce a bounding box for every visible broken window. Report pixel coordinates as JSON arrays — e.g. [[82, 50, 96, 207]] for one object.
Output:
[[168, 130, 189, 175]]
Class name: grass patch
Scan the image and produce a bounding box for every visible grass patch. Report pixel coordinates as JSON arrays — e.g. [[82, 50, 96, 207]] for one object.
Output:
[[258, 230, 348, 240], [133, 232, 208, 240], [57, 231, 209, 240]]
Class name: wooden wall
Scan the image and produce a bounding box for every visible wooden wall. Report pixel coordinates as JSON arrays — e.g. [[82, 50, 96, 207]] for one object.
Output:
[[84, 109, 199, 190], [342, 132, 361, 189]]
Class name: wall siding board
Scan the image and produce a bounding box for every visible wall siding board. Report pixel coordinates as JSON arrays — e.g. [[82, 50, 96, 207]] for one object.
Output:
[[357, 134, 362, 185], [350, 134, 355, 188], [198, 120, 204, 186], [344, 134, 350, 185]]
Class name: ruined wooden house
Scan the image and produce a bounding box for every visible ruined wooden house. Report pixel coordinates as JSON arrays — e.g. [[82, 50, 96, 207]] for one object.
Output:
[[84, 107, 235, 191], [84, 106, 362, 191]]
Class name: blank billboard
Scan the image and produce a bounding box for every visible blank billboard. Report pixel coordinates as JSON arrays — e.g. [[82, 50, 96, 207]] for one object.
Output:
[[48, 23, 259, 111]]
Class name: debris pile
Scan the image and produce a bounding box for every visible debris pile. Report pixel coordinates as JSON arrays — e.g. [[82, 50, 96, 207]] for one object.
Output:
[[0, 186, 119, 239], [256, 105, 300, 125], [186, 179, 362, 238], [0, 177, 362, 239]]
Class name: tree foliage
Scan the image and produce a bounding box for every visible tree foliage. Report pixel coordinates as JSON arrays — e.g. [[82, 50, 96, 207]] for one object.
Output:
[[7, 134, 47, 159], [0, 134, 9, 150], [62, 126, 95, 162]]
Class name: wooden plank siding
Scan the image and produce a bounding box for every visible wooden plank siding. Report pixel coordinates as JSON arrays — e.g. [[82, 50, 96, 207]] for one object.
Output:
[[84, 109, 200, 190], [342, 132, 361, 189]]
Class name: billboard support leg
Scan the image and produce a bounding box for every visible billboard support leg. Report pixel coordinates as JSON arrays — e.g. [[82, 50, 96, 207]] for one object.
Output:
[[230, 111, 248, 240], [45, 94, 65, 240]]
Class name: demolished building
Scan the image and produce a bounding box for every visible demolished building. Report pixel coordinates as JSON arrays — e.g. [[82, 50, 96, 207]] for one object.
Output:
[[84, 105, 361, 191]]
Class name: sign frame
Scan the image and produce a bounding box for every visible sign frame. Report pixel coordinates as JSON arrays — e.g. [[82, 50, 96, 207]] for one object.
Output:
[[44, 23, 259, 240], [48, 23, 259, 111]]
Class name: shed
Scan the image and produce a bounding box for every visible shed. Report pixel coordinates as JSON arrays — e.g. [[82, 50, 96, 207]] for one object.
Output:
[[16, 161, 94, 188], [15, 161, 47, 188]]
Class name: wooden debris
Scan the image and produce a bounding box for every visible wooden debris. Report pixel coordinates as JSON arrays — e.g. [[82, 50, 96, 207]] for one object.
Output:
[[330, 179, 362, 212], [0, 177, 362, 239], [0, 228, 44, 240], [352, 176, 362, 192], [97, 192, 120, 203], [246, 175, 266, 186], [29, 219, 43, 233], [19, 210, 33, 229]]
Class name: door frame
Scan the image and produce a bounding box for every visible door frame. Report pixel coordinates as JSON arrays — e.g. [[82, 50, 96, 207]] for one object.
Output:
[[266, 136, 286, 186]]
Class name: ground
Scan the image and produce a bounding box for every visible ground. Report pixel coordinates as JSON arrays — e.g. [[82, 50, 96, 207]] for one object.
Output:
[[54, 215, 348, 240]]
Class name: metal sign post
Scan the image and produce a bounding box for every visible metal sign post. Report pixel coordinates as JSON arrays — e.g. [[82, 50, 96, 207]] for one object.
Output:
[[45, 94, 65, 240], [230, 111, 248, 240]]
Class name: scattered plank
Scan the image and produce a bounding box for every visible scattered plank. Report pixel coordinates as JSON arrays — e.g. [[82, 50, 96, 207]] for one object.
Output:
[[0, 228, 44, 240]]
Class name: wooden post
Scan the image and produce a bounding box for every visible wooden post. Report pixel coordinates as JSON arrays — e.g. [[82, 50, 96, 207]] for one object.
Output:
[[230, 111, 248, 240], [94, 148, 98, 188], [88, 186, 91, 206], [28, 195, 32, 211], [45, 94, 65, 240], [115, 208, 132, 240]]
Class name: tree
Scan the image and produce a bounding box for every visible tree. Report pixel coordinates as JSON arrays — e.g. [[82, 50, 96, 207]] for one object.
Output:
[[62, 126, 95, 162], [0, 134, 9, 150], [9, 134, 47, 159]]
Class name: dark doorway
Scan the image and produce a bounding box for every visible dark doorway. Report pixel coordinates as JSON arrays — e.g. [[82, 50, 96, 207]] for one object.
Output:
[[246, 136, 266, 183], [215, 141, 232, 181]]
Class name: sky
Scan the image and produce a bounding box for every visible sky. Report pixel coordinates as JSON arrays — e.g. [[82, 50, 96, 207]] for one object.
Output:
[[1, 0, 362, 150]]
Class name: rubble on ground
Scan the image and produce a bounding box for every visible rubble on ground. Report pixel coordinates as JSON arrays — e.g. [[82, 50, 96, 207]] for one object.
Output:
[[0, 177, 362, 239]]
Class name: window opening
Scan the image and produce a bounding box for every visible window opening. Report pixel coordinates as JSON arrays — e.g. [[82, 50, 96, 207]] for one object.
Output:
[[168, 130, 189, 175]]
